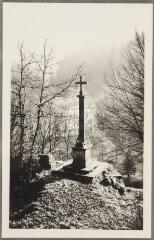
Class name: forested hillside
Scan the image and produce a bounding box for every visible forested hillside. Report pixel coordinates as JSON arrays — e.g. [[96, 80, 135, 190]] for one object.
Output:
[[10, 32, 144, 221]]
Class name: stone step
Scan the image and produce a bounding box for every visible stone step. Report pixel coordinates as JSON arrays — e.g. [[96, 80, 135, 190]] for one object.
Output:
[[52, 161, 105, 184]]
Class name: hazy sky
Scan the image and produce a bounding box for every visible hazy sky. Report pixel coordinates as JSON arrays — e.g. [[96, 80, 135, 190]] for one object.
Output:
[[3, 3, 152, 61]]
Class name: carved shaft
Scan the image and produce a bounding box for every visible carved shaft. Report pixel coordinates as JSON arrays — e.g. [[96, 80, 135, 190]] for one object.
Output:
[[78, 95, 84, 143]]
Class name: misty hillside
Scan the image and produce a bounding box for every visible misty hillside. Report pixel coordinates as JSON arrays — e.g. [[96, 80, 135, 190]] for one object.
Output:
[[56, 46, 120, 102]]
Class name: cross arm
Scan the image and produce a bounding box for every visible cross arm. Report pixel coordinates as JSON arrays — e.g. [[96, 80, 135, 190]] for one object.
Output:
[[75, 81, 87, 85]]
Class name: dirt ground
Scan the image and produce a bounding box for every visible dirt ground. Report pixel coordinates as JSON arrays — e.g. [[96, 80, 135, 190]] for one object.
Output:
[[10, 175, 143, 230]]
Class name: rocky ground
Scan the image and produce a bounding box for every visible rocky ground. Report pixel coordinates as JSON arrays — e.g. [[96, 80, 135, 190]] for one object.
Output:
[[10, 174, 143, 229]]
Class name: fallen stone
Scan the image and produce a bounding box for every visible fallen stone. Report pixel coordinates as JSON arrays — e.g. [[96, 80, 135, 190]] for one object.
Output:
[[101, 177, 112, 186], [112, 178, 125, 195], [111, 177, 117, 186]]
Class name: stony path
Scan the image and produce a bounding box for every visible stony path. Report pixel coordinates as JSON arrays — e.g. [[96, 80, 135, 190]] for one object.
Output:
[[10, 177, 143, 229]]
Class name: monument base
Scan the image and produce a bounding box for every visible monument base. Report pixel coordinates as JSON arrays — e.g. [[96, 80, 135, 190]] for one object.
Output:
[[71, 146, 86, 169], [52, 159, 104, 183]]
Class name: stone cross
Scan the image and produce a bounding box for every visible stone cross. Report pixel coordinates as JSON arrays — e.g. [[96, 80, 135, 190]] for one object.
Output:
[[63, 75, 98, 173], [75, 76, 87, 145]]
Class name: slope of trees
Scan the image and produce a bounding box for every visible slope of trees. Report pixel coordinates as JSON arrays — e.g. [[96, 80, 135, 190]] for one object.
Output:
[[10, 33, 144, 211], [97, 32, 144, 175], [10, 42, 82, 201]]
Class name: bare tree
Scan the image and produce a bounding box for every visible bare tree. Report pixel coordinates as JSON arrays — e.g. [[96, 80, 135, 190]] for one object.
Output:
[[11, 43, 34, 163], [29, 41, 53, 155], [97, 32, 144, 160], [61, 110, 76, 160], [29, 41, 83, 156]]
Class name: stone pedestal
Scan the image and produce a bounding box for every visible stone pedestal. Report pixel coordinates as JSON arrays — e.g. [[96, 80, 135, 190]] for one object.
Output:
[[62, 143, 98, 179], [71, 146, 86, 169]]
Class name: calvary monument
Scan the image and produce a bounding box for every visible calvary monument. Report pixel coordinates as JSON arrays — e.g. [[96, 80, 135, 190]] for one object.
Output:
[[58, 75, 102, 182], [71, 75, 87, 169]]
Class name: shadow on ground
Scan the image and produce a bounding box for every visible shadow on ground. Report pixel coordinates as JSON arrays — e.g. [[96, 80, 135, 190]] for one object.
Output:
[[10, 173, 62, 220]]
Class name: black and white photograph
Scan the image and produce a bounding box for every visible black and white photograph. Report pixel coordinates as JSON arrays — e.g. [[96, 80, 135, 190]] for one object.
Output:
[[2, 2, 153, 238]]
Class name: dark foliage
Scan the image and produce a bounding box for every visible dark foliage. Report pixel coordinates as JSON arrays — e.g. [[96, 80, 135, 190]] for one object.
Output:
[[121, 151, 136, 181]]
